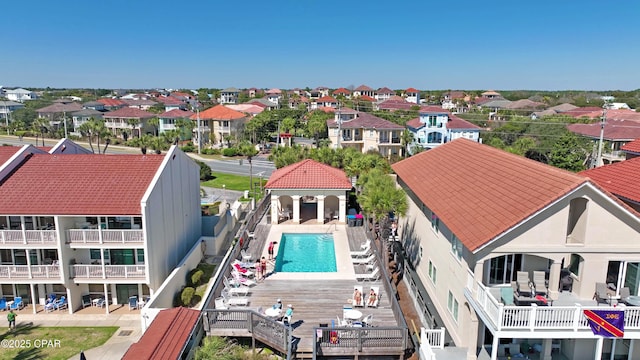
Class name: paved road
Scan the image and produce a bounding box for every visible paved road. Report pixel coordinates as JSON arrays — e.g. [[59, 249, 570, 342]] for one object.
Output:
[[0, 135, 277, 178]]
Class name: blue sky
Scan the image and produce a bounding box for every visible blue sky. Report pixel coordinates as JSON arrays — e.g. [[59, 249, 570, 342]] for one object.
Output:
[[1, 0, 638, 91]]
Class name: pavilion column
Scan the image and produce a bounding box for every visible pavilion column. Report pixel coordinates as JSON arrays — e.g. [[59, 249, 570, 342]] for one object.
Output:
[[292, 195, 301, 224], [270, 195, 280, 224], [548, 260, 562, 301], [316, 195, 326, 224], [338, 195, 347, 223]]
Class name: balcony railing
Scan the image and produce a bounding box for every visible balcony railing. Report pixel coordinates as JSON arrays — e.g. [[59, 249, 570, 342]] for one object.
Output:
[[465, 271, 640, 333], [67, 229, 144, 245], [420, 327, 445, 360], [0, 265, 61, 279], [0, 230, 58, 245], [71, 264, 146, 279]]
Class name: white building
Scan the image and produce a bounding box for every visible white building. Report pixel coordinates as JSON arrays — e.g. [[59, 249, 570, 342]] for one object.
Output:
[[392, 139, 640, 360], [219, 87, 240, 104], [405, 107, 480, 154], [0, 142, 201, 313], [4, 88, 38, 102]]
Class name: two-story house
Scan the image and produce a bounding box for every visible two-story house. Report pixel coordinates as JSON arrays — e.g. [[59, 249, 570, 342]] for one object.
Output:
[[311, 96, 338, 110], [404, 88, 420, 104], [190, 104, 246, 147], [326, 112, 404, 158], [406, 107, 480, 154], [392, 139, 640, 360], [71, 109, 104, 130], [376, 87, 395, 101], [0, 100, 25, 122], [4, 88, 38, 102], [219, 87, 240, 104], [158, 109, 194, 135], [103, 107, 155, 138], [0, 141, 201, 314], [353, 85, 375, 98], [332, 88, 352, 100], [265, 89, 282, 107]]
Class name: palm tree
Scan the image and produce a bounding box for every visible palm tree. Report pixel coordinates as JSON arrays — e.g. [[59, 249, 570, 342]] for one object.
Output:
[[148, 117, 160, 136], [400, 130, 414, 158], [238, 141, 258, 192], [126, 118, 140, 138], [77, 119, 97, 153], [32, 118, 49, 146], [136, 134, 154, 155]]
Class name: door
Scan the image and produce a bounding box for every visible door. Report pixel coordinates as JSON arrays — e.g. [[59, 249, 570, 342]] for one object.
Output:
[[116, 284, 138, 305], [110, 249, 135, 265]]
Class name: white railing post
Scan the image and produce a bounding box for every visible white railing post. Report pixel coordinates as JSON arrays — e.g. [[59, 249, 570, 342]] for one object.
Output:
[[573, 304, 582, 332], [529, 304, 538, 331], [98, 229, 103, 244], [0, 231, 4, 244], [122, 231, 125, 244], [124, 266, 128, 278], [497, 304, 504, 331]]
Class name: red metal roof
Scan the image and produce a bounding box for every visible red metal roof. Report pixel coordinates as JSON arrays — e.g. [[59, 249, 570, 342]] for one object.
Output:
[[0, 146, 21, 164], [192, 104, 246, 120], [327, 112, 404, 130], [103, 107, 155, 119], [122, 307, 200, 360], [265, 159, 352, 189], [405, 88, 419, 93], [355, 85, 373, 91], [448, 114, 481, 130], [155, 96, 183, 105], [97, 98, 126, 107], [359, 95, 376, 102], [622, 139, 640, 154], [391, 139, 587, 252], [580, 157, 640, 204], [159, 109, 194, 119], [316, 96, 338, 103], [333, 88, 351, 95], [420, 106, 448, 113], [0, 154, 164, 215]]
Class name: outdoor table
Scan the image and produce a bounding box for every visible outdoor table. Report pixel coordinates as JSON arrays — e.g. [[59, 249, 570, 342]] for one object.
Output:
[[625, 296, 640, 306], [265, 307, 281, 319], [92, 298, 102, 307], [343, 309, 362, 321]]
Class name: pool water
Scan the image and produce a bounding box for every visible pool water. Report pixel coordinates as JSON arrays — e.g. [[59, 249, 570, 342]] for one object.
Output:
[[274, 233, 337, 272]]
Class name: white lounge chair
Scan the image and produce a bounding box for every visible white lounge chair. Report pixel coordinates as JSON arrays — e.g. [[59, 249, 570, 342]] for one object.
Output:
[[362, 314, 373, 327], [356, 267, 380, 282], [352, 254, 375, 265], [366, 286, 380, 308], [224, 278, 250, 296], [231, 273, 256, 287], [360, 239, 371, 250], [241, 249, 252, 262], [231, 262, 254, 277], [214, 297, 228, 309], [353, 285, 364, 307], [221, 290, 249, 307], [350, 247, 371, 258]]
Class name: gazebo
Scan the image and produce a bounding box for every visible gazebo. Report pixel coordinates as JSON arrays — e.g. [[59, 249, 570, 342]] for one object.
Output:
[[264, 159, 353, 224]]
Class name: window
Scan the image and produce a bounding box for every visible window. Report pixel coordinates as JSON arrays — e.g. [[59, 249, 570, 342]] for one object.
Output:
[[450, 235, 463, 261], [428, 260, 437, 284], [428, 115, 437, 127], [447, 291, 458, 321], [431, 213, 439, 233], [137, 250, 145, 264], [568, 254, 583, 277]]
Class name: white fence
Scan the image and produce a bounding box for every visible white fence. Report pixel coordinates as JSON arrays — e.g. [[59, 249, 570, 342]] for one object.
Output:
[[0, 265, 61, 279], [71, 264, 146, 279], [0, 230, 57, 245], [68, 229, 144, 244]]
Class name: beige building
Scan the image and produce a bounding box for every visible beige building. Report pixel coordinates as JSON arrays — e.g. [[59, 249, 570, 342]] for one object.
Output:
[[327, 112, 404, 158], [392, 139, 640, 360]]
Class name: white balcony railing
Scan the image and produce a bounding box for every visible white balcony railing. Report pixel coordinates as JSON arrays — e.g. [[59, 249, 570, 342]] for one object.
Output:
[[420, 327, 446, 360], [0, 230, 58, 245], [67, 229, 144, 245], [71, 264, 146, 280], [0, 265, 61, 279], [465, 270, 640, 333]]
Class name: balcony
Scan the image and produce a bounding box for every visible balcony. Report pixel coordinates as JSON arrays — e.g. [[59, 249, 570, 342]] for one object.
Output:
[[0, 230, 58, 246], [71, 264, 146, 280], [342, 135, 362, 142], [465, 271, 640, 337], [0, 265, 61, 280], [379, 137, 401, 145], [67, 229, 144, 246]]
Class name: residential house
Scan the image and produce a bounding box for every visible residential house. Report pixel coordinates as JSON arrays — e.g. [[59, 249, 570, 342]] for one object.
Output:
[[404, 88, 420, 104], [247, 98, 277, 111], [265, 89, 282, 107], [169, 92, 193, 102], [4, 88, 38, 102], [621, 139, 640, 159], [334, 107, 358, 123], [332, 88, 352, 99], [580, 157, 640, 212], [124, 99, 157, 111], [311, 96, 338, 110], [71, 109, 104, 130], [481, 90, 501, 99], [247, 88, 258, 98], [225, 104, 263, 117], [376, 97, 415, 111], [288, 95, 309, 110], [567, 110, 640, 165], [375, 87, 395, 101], [0, 142, 201, 314], [326, 112, 404, 158], [190, 104, 246, 147], [392, 139, 640, 360], [353, 85, 375, 98], [219, 87, 240, 104], [155, 96, 186, 112], [0, 100, 25, 121], [306, 87, 329, 100], [36, 103, 83, 131], [405, 106, 450, 152], [97, 98, 126, 111], [103, 107, 155, 138], [82, 101, 106, 112], [158, 109, 194, 135]]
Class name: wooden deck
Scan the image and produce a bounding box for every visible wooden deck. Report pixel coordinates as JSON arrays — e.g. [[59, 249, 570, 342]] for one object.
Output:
[[208, 220, 406, 357]]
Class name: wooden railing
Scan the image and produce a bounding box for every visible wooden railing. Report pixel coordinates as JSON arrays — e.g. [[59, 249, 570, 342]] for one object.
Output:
[[67, 229, 144, 244], [466, 270, 640, 332], [71, 264, 146, 279], [314, 325, 408, 353], [0, 265, 61, 279], [0, 230, 57, 245], [203, 310, 290, 353]]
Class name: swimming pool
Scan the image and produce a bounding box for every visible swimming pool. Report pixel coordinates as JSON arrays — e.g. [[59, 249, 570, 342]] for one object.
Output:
[[274, 233, 337, 272]]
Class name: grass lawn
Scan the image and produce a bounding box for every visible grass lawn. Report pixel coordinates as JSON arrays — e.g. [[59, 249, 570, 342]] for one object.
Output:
[[0, 325, 118, 360], [201, 172, 266, 199]]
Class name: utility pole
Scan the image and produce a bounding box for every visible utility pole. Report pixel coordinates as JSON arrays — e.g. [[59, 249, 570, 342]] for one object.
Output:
[[336, 102, 342, 149], [195, 104, 201, 155], [594, 103, 608, 168], [63, 111, 68, 138]]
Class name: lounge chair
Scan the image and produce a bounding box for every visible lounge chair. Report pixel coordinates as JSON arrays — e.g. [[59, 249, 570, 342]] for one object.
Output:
[[55, 296, 67, 311], [532, 271, 548, 296], [594, 282, 611, 305], [241, 249, 252, 262], [44, 299, 56, 313], [221, 290, 248, 307], [367, 286, 380, 308], [516, 271, 532, 297], [215, 297, 228, 310], [224, 277, 250, 296], [501, 287, 515, 306], [95, 298, 105, 308], [81, 294, 92, 309], [360, 239, 371, 250], [350, 247, 371, 258], [356, 267, 380, 282], [231, 263, 254, 277], [10, 297, 24, 310], [353, 285, 364, 307], [128, 296, 138, 310], [361, 314, 373, 327], [231, 273, 256, 287], [0, 298, 7, 311], [352, 254, 376, 265]]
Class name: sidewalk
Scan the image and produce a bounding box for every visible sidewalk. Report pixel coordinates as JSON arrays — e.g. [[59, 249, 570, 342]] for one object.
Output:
[[12, 312, 141, 360]]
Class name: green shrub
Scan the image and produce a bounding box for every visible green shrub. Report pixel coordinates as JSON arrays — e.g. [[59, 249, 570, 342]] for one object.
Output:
[[191, 269, 204, 286], [181, 287, 195, 306], [222, 147, 238, 157], [181, 142, 195, 152]]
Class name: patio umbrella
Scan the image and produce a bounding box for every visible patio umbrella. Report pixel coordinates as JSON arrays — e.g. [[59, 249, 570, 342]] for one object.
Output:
[[80, 351, 87, 360]]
